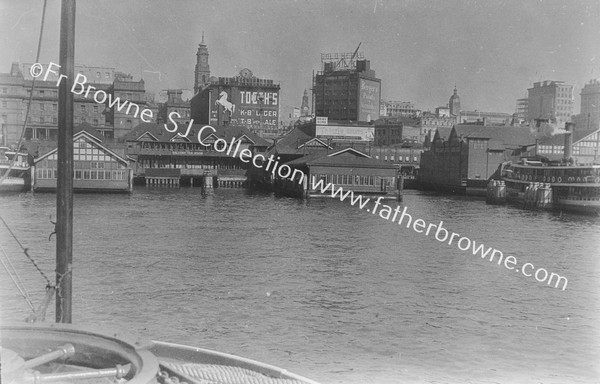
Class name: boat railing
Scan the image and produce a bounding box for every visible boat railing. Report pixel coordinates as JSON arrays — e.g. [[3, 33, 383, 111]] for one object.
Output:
[[508, 172, 600, 184], [0, 160, 29, 168]]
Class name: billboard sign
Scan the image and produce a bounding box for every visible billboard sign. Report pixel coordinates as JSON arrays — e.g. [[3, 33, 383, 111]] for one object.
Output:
[[315, 125, 374, 142], [211, 86, 279, 130], [358, 79, 380, 122]]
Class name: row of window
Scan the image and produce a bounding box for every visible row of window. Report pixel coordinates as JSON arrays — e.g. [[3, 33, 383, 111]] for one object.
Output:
[[574, 147, 599, 155], [140, 142, 251, 152], [374, 155, 419, 162], [80, 104, 101, 113], [92, 71, 111, 79], [577, 140, 600, 147], [314, 174, 395, 187], [40, 159, 125, 169], [138, 160, 245, 170], [37, 168, 127, 180], [537, 147, 562, 154], [538, 141, 600, 154]]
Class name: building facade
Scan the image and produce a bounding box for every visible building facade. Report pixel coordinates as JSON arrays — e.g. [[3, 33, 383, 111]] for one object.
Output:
[[381, 101, 419, 118], [572, 79, 600, 132], [314, 59, 381, 123], [418, 111, 457, 140], [515, 97, 528, 122], [105, 73, 155, 139], [33, 129, 132, 192], [420, 125, 537, 193], [458, 110, 513, 125], [374, 118, 421, 146], [157, 89, 192, 125], [0, 63, 154, 144], [537, 127, 600, 164], [527, 80, 574, 126], [124, 122, 269, 187], [190, 68, 281, 137], [281, 147, 398, 197]]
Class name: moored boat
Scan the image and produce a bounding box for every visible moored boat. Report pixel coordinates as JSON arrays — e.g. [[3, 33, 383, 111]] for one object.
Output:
[[502, 160, 600, 214], [0, 147, 30, 193]]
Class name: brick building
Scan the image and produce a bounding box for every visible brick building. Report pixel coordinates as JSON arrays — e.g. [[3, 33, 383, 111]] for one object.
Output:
[[157, 89, 192, 125], [190, 68, 281, 138], [420, 125, 537, 193], [313, 58, 381, 123], [0, 63, 155, 145]]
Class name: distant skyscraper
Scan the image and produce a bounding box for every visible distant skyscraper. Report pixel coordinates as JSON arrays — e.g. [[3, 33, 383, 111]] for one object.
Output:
[[527, 80, 574, 126], [449, 86, 461, 116], [194, 33, 210, 94], [578, 79, 600, 131], [314, 57, 381, 122]]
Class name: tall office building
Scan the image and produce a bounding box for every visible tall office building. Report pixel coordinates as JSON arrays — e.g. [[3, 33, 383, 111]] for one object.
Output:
[[573, 79, 600, 131], [313, 53, 381, 123], [527, 80, 574, 126]]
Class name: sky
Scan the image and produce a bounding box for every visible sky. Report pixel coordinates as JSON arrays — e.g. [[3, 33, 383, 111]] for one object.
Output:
[[1, 0, 599, 118]]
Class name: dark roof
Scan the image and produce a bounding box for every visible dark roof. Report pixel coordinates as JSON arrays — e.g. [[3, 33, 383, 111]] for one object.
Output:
[[286, 147, 397, 169], [268, 125, 329, 156], [124, 122, 270, 147], [435, 124, 539, 149], [273, 125, 312, 146]]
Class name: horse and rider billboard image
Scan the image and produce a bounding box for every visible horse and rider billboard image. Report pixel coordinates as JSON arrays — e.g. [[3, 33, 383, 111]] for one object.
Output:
[[216, 91, 235, 115], [211, 86, 279, 131]]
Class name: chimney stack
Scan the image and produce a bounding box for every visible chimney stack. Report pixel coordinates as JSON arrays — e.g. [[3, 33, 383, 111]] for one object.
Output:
[[564, 122, 574, 160]]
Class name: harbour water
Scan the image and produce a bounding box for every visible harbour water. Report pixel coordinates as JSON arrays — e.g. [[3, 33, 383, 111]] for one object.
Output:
[[1, 187, 599, 384]]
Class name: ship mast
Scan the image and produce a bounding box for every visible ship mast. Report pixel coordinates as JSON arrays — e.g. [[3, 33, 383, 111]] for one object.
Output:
[[56, 0, 75, 323]]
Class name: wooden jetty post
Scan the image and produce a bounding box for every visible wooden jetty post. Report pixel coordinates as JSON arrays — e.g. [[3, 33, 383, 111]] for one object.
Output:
[[202, 171, 213, 195], [397, 175, 404, 202]]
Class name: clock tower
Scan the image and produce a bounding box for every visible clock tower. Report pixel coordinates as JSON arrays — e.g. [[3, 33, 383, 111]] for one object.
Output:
[[194, 32, 210, 94]]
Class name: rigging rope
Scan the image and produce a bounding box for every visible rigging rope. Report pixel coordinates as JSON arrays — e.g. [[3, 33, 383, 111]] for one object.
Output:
[[0, 214, 52, 287], [0, 244, 36, 311], [0, 0, 48, 185]]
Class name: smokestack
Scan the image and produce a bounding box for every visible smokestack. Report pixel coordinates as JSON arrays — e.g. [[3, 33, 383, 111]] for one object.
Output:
[[564, 122, 574, 160]]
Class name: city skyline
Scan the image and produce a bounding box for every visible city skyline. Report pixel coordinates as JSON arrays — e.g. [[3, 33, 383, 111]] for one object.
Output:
[[1, 0, 599, 116]]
